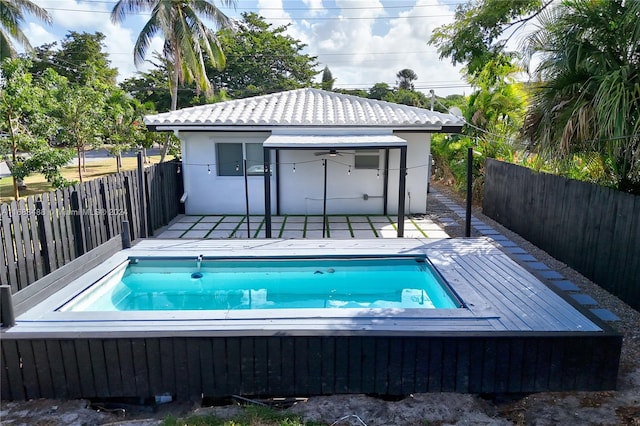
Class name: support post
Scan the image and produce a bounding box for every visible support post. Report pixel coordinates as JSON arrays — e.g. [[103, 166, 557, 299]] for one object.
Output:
[[465, 147, 473, 237], [397, 147, 407, 238], [0, 285, 15, 328], [121, 220, 131, 249], [383, 148, 390, 216], [322, 159, 328, 238], [275, 150, 281, 216], [244, 159, 251, 238], [137, 151, 148, 238], [263, 147, 272, 238]]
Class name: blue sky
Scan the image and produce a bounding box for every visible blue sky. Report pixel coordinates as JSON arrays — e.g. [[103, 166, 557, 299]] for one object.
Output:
[[25, 0, 472, 96]]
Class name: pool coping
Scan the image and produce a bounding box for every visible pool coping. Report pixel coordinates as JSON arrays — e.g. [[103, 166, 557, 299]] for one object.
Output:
[[7, 238, 612, 338]]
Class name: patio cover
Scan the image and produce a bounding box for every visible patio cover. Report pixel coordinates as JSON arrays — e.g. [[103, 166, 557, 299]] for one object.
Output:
[[262, 134, 408, 149], [262, 133, 409, 238]]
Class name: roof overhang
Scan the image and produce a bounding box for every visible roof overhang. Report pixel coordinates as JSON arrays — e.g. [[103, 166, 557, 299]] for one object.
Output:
[[262, 134, 408, 150], [147, 125, 463, 133]]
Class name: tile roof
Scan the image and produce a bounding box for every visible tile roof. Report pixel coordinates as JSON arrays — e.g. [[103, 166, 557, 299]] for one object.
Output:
[[144, 88, 464, 130]]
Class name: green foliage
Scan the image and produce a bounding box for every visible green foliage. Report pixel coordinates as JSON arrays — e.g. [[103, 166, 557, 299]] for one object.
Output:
[[111, 0, 236, 114], [524, 0, 640, 193], [333, 88, 368, 98], [368, 83, 391, 100], [321, 65, 334, 91], [429, 0, 547, 79], [30, 31, 118, 86], [0, 0, 51, 60], [0, 57, 74, 197], [396, 68, 418, 90], [120, 54, 206, 113], [384, 88, 430, 108], [209, 12, 319, 99], [162, 404, 323, 426]]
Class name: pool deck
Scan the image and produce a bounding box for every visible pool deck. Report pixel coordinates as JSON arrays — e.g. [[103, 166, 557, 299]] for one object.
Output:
[[155, 213, 449, 239], [1, 190, 624, 399], [154, 188, 621, 324], [9, 238, 607, 336]]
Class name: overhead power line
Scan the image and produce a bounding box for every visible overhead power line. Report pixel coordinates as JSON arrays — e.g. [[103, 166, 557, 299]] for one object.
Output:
[[43, 7, 454, 20]]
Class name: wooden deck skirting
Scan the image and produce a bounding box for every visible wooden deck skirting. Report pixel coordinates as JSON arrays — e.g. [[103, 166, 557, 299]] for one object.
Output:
[[1, 238, 623, 400], [1, 334, 621, 401]]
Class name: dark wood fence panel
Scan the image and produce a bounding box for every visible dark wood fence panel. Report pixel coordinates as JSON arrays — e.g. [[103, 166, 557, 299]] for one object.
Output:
[[0, 333, 622, 401], [483, 159, 640, 310], [0, 160, 182, 294]]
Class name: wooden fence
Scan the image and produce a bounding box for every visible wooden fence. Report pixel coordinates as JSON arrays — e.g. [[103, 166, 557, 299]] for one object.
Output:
[[0, 160, 182, 294], [483, 159, 640, 311]]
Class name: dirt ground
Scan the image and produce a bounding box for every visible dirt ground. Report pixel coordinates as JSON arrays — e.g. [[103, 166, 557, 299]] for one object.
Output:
[[1, 183, 639, 425]]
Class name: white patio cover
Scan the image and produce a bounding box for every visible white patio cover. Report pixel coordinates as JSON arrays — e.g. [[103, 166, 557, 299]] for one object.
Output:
[[262, 134, 408, 149]]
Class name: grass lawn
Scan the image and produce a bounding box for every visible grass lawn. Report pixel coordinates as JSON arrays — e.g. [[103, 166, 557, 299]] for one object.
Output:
[[0, 154, 172, 204]]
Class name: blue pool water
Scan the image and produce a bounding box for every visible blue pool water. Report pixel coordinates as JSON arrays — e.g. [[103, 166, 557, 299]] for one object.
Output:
[[60, 257, 460, 311]]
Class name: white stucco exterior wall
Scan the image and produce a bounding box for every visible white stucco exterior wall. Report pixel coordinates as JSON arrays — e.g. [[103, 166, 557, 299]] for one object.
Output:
[[180, 132, 273, 215], [389, 132, 431, 215], [179, 130, 431, 215]]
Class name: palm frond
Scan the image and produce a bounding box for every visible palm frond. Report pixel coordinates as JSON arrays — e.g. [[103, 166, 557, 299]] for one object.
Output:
[[0, 0, 51, 58]]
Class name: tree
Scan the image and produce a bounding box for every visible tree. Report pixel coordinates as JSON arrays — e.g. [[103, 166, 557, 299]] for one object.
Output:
[[524, 0, 640, 193], [120, 52, 222, 113], [103, 89, 149, 172], [0, 58, 73, 199], [111, 0, 236, 161], [429, 0, 551, 79], [209, 12, 318, 98], [465, 57, 526, 137], [396, 68, 418, 90], [385, 88, 429, 108], [52, 78, 107, 183], [120, 58, 174, 113], [368, 83, 391, 100], [0, 0, 51, 60], [321, 65, 335, 91], [30, 32, 118, 86]]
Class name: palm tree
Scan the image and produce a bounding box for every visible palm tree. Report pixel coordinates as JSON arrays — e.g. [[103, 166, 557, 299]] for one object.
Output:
[[0, 0, 51, 60], [524, 0, 640, 192], [111, 0, 236, 160]]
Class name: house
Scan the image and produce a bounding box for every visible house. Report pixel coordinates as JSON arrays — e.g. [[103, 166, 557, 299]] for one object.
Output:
[[145, 88, 463, 236]]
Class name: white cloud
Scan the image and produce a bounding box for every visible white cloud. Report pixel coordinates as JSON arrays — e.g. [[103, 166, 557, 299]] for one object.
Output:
[[301, 0, 326, 17], [22, 0, 469, 94], [24, 23, 57, 48], [259, 0, 468, 96]]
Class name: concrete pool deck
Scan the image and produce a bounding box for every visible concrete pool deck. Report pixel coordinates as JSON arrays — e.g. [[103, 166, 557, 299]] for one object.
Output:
[[155, 213, 449, 239]]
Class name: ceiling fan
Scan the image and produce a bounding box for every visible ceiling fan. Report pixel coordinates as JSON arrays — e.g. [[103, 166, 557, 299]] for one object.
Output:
[[313, 149, 346, 157]]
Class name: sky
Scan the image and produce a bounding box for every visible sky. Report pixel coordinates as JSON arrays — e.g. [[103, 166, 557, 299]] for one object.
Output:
[[24, 0, 473, 96]]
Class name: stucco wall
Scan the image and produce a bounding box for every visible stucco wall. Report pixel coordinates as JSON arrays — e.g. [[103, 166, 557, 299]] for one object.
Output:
[[180, 131, 431, 215], [181, 132, 273, 215]]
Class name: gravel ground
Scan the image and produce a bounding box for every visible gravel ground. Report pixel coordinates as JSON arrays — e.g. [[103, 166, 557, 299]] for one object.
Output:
[[2, 182, 639, 425]]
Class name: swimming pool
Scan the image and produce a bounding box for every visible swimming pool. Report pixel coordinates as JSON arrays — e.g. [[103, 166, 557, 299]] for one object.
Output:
[[5, 239, 619, 400], [59, 256, 460, 312]]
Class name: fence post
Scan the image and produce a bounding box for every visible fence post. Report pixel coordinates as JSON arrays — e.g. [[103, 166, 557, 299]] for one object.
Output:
[[123, 176, 136, 240], [465, 147, 473, 238], [121, 220, 131, 249], [70, 190, 86, 256], [137, 151, 148, 238], [99, 182, 112, 239], [35, 199, 52, 274], [0, 285, 15, 328]]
